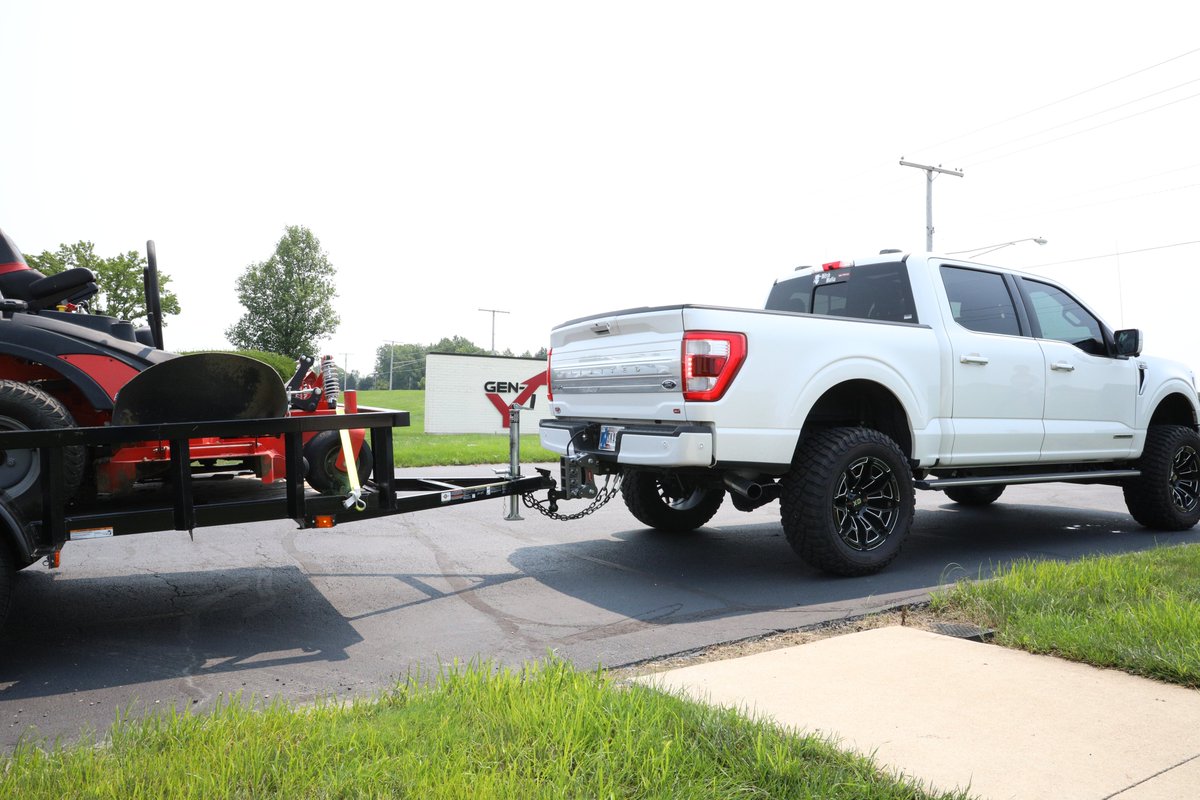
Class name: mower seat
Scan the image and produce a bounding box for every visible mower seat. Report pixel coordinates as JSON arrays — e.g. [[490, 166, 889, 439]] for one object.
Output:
[[0, 266, 98, 310], [27, 267, 99, 310]]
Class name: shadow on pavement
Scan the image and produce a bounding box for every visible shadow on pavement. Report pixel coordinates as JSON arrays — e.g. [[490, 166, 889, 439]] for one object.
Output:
[[508, 500, 1200, 628], [0, 566, 362, 701]]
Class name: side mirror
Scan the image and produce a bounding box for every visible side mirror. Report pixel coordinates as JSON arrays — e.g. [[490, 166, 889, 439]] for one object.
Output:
[[1114, 328, 1142, 358]]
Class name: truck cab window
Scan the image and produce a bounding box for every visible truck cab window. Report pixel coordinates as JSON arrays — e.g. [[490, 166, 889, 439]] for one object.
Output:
[[1021, 279, 1106, 355], [940, 266, 1020, 336]]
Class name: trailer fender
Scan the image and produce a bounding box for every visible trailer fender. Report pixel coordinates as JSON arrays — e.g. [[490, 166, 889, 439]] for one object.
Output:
[[0, 498, 35, 564]]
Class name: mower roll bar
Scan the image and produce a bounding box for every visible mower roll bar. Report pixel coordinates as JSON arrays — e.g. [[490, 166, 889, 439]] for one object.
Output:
[[144, 240, 164, 350]]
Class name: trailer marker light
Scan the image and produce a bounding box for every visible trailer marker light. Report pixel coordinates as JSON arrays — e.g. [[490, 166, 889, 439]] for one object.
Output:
[[315, 515, 336, 528]]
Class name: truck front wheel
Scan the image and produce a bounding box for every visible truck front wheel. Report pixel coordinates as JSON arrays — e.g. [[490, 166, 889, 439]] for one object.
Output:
[[1123, 425, 1200, 530], [781, 427, 914, 576], [621, 470, 724, 533]]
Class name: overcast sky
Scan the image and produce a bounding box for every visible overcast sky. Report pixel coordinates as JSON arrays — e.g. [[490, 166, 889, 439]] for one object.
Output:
[[3, 2, 1198, 374]]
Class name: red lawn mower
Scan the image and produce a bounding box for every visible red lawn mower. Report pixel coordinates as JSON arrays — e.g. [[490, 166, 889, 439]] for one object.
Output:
[[0, 228, 371, 518]]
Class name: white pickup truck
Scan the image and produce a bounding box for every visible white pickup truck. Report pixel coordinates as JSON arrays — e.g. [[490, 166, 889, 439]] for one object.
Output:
[[539, 252, 1200, 575]]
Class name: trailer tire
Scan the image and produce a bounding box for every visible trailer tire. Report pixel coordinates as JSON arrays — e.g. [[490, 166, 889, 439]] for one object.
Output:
[[621, 470, 724, 533], [1123, 425, 1200, 530], [0, 380, 86, 514], [781, 427, 914, 576], [304, 431, 373, 496], [944, 485, 1006, 506], [0, 540, 14, 630]]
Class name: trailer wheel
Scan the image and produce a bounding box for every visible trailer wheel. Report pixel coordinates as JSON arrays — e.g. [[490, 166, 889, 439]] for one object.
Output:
[[621, 470, 724, 533], [1123, 425, 1200, 530], [304, 431, 373, 496], [781, 427, 914, 576], [944, 485, 1006, 506], [0, 380, 86, 514]]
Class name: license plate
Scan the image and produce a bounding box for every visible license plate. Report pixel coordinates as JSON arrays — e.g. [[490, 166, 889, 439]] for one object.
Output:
[[598, 425, 622, 452]]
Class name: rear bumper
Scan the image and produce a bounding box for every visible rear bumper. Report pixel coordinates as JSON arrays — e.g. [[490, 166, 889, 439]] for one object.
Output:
[[540, 419, 713, 467]]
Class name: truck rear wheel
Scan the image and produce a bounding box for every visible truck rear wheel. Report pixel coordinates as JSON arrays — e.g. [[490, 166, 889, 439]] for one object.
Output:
[[0, 380, 86, 514], [781, 427, 914, 576], [304, 431, 373, 496], [944, 485, 1005, 506], [621, 470, 724, 533], [1123, 425, 1200, 530]]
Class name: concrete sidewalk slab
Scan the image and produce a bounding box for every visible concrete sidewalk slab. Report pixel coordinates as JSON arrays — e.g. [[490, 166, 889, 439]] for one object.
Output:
[[637, 626, 1200, 799]]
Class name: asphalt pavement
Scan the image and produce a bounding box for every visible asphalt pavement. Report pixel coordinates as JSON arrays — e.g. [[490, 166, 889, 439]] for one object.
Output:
[[2, 468, 1197, 753]]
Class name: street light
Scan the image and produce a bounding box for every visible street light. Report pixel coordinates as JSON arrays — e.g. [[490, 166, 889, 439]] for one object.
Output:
[[947, 237, 1048, 257]]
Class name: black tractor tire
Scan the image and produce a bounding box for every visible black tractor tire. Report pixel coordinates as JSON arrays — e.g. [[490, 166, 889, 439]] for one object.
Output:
[[0, 541, 13, 630], [304, 431, 373, 496], [944, 485, 1006, 506], [781, 427, 915, 576], [621, 470, 725, 533], [0, 380, 86, 514], [1123, 425, 1200, 530]]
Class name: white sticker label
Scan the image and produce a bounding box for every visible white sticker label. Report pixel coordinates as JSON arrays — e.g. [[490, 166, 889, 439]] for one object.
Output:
[[70, 527, 115, 541]]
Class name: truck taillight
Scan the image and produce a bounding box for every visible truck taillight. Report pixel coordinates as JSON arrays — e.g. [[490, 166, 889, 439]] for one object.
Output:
[[682, 331, 746, 402], [546, 349, 553, 401]]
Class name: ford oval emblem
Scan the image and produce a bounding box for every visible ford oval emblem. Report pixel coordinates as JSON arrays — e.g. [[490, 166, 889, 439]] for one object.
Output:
[[661, 379, 678, 390]]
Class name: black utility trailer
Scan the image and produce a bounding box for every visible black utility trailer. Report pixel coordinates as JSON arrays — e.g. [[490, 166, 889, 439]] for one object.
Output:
[[0, 408, 555, 628]]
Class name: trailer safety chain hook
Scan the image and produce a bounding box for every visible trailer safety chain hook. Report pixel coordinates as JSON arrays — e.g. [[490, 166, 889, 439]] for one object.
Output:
[[522, 471, 623, 521]]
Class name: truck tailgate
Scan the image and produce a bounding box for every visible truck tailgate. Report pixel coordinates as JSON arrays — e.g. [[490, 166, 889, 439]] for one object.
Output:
[[548, 306, 687, 422]]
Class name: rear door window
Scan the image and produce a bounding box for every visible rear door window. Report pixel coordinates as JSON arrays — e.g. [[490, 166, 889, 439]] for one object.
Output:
[[940, 266, 1021, 336]]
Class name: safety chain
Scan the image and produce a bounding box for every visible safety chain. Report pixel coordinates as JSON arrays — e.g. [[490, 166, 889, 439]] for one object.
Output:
[[522, 472, 624, 521]]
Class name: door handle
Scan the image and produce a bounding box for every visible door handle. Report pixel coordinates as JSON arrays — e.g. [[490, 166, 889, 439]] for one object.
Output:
[[1051, 361, 1076, 372], [960, 354, 990, 365]]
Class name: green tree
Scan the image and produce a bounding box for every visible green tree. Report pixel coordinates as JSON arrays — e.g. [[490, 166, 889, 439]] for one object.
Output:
[[25, 241, 181, 324], [374, 336, 491, 390], [225, 226, 339, 358]]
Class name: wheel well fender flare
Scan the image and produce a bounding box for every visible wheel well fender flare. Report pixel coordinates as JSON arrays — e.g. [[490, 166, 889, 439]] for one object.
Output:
[[789, 365, 918, 457], [1144, 383, 1199, 429]]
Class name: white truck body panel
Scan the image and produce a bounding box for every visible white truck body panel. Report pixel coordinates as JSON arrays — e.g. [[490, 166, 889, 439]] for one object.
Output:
[[543, 253, 1199, 474]]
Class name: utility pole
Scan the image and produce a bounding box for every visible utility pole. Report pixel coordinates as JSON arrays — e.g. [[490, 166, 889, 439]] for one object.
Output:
[[340, 353, 351, 390], [899, 159, 963, 251], [385, 340, 399, 391], [478, 308, 510, 354]]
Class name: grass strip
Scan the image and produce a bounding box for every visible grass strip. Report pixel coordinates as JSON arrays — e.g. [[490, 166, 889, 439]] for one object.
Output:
[[932, 543, 1200, 687], [1, 658, 968, 799], [354, 389, 558, 467]]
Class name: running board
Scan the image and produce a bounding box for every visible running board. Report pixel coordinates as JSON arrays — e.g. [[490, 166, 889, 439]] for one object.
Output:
[[915, 469, 1140, 490]]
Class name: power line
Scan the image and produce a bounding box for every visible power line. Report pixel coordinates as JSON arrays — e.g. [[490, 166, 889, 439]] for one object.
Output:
[[1026, 239, 1200, 269], [906, 46, 1200, 156], [948, 76, 1200, 165], [964, 89, 1200, 168]]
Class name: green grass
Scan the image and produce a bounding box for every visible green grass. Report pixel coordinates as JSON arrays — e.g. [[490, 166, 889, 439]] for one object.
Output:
[[351, 389, 557, 468], [932, 544, 1200, 687], [0, 658, 967, 800]]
